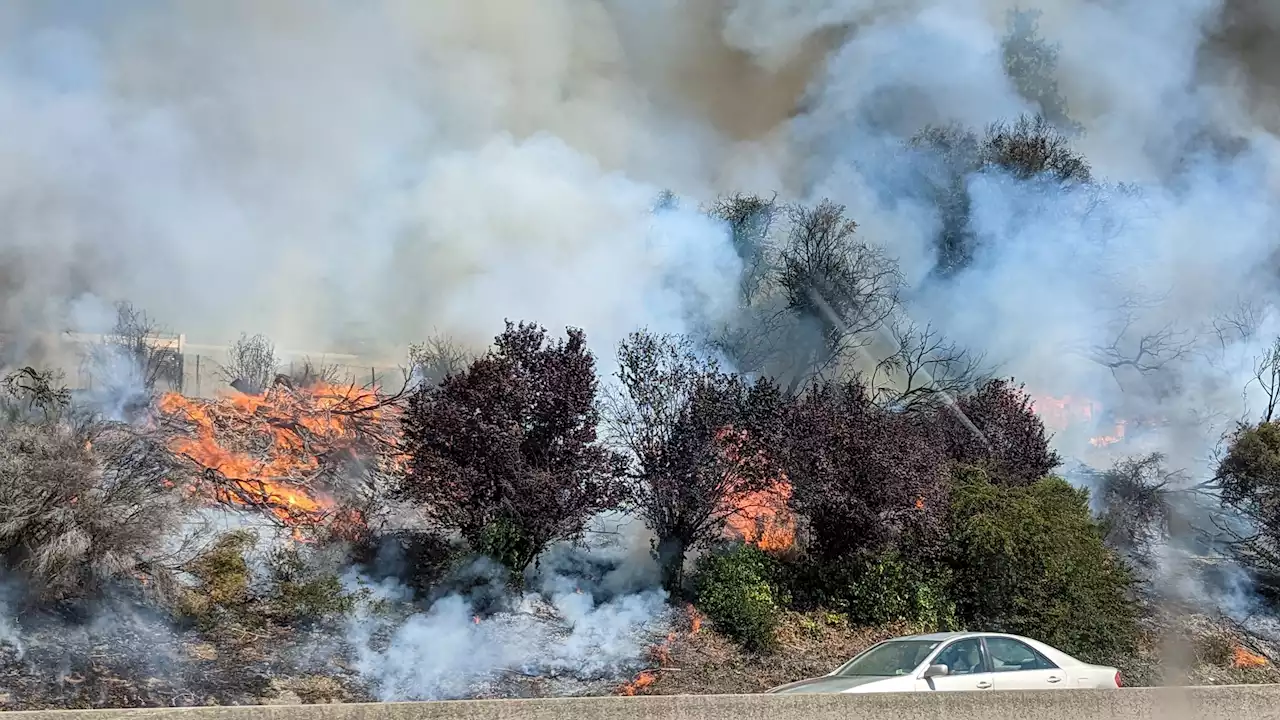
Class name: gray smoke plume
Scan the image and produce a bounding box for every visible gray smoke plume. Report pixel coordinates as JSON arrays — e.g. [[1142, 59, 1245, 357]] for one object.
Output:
[[6, 0, 1280, 681]]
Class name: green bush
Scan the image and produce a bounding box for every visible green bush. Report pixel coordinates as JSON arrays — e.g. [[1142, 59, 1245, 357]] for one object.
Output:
[[778, 551, 956, 630], [181, 531, 256, 625], [843, 551, 957, 630], [945, 465, 1139, 662], [266, 547, 356, 624], [692, 544, 782, 652]]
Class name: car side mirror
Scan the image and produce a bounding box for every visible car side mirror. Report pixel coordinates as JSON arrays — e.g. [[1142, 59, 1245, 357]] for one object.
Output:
[[922, 664, 950, 679]]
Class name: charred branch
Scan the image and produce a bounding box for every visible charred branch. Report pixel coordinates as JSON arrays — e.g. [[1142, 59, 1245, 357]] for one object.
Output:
[[870, 318, 988, 413], [1090, 313, 1195, 381]]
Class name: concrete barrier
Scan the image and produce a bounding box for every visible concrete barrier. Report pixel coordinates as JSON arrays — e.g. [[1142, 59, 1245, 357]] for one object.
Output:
[[3, 687, 1280, 720]]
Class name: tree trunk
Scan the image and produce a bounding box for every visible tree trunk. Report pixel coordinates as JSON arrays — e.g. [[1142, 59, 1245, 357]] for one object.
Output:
[[656, 535, 689, 597]]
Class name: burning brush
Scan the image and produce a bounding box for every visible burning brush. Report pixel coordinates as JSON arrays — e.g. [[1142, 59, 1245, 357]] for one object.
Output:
[[154, 377, 405, 538], [617, 605, 704, 696], [715, 426, 797, 552]]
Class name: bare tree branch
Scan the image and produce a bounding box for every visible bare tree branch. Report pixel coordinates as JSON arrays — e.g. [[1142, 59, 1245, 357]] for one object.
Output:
[[870, 318, 989, 413], [218, 333, 279, 395], [408, 334, 474, 387]]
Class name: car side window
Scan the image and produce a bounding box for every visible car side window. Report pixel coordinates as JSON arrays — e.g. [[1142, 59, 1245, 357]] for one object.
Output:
[[985, 637, 1058, 672], [933, 639, 986, 675]]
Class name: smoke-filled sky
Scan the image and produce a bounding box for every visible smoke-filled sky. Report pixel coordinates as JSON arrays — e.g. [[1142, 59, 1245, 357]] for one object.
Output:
[[3, 0, 1280, 466]]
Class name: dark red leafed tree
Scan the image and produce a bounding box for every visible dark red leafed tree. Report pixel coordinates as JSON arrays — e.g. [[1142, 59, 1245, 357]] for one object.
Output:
[[397, 321, 627, 576], [936, 378, 1061, 486], [604, 330, 790, 593], [785, 379, 949, 561]]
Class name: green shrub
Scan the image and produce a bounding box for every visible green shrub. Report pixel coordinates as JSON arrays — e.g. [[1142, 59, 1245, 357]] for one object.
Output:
[[777, 551, 955, 630], [843, 551, 957, 630], [946, 465, 1139, 662], [693, 544, 782, 651], [266, 547, 356, 624], [181, 531, 256, 624]]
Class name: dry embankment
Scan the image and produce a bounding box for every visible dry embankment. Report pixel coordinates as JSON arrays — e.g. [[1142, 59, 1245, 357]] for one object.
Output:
[[3, 687, 1280, 720]]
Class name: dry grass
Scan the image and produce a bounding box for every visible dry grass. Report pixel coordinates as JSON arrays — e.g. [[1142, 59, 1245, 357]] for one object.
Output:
[[643, 611, 928, 695], [1122, 605, 1280, 687]]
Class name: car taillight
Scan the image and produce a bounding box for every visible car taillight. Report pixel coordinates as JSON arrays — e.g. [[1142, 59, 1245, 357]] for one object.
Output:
[[1114, 671, 1123, 688]]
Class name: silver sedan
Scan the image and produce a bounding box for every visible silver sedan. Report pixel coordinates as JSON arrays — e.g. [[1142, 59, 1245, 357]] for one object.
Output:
[[765, 631, 1123, 694]]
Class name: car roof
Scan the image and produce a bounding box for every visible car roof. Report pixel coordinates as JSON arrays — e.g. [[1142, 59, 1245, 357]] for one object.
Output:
[[892, 631, 980, 641], [873, 632, 1082, 664], [889, 631, 1041, 643]]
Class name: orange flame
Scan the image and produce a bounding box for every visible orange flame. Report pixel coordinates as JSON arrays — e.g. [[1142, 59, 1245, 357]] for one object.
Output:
[[716, 426, 796, 551], [1234, 647, 1268, 669], [1034, 394, 1128, 449], [1089, 420, 1127, 448], [155, 381, 400, 532], [1033, 394, 1098, 432], [616, 605, 704, 696], [688, 605, 703, 635], [618, 671, 657, 696]]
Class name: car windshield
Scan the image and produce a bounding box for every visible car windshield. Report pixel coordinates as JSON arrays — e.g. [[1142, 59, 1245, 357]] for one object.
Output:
[[833, 640, 941, 677]]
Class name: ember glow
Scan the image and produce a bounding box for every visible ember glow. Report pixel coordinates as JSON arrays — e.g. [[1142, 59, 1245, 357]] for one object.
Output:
[[616, 606, 702, 696], [1033, 394, 1128, 449], [155, 381, 401, 533]]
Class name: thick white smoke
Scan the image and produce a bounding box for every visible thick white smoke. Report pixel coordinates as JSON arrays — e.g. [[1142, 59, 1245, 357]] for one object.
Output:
[[6, 0, 1280, 690], [345, 517, 672, 700]]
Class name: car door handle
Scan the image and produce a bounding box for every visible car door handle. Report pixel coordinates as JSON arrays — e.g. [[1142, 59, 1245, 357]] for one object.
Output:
[[976, 681, 992, 689], [1047, 676, 1062, 683]]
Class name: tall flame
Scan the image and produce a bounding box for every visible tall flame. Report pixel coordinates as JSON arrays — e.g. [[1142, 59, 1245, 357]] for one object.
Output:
[[715, 426, 796, 551], [156, 381, 399, 533]]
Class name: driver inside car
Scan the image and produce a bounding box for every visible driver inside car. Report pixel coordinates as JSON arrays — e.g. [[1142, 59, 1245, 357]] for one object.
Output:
[[935, 642, 982, 674]]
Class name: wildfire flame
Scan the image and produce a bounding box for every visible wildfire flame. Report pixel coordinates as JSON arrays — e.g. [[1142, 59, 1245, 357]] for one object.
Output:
[[155, 380, 400, 535], [1089, 419, 1127, 448], [1233, 647, 1269, 669], [616, 605, 703, 696], [1033, 394, 1127, 449], [689, 605, 703, 635], [618, 670, 657, 696], [715, 427, 796, 551]]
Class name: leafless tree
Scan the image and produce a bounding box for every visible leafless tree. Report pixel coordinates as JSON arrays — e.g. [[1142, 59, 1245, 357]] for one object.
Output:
[[408, 334, 474, 387], [776, 200, 902, 391], [707, 193, 779, 304], [218, 333, 279, 395], [271, 357, 347, 390], [1090, 307, 1195, 383], [869, 318, 989, 413], [0, 366, 189, 605], [81, 302, 183, 406], [1250, 337, 1280, 423], [0, 366, 72, 423]]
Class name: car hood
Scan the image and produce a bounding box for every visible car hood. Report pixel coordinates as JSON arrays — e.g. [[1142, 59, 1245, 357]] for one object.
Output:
[[766, 675, 895, 694]]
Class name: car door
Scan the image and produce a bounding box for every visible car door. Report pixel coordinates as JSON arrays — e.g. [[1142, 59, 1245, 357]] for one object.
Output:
[[983, 636, 1066, 690], [922, 638, 995, 691]]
